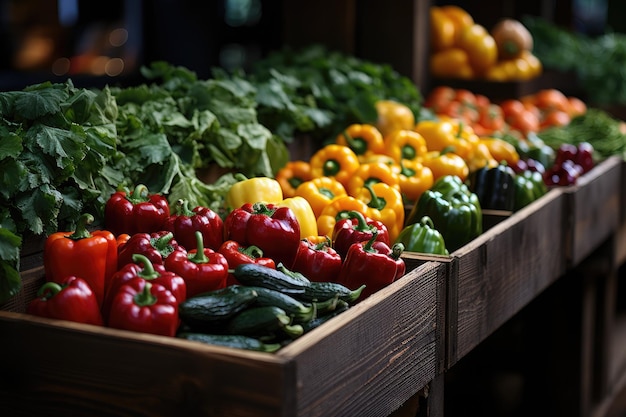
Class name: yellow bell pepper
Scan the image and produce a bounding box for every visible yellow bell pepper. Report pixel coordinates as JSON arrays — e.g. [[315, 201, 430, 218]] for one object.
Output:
[[358, 153, 397, 166], [456, 23, 498, 76], [275, 160, 313, 198], [279, 196, 318, 239], [384, 129, 428, 163], [466, 141, 499, 172], [294, 176, 347, 218], [414, 119, 474, 161], [309, 144, 360, 189], [226, 174, 284, 210], [316, 195, 370, 238], [355, 182, 405, 242], [420, 149, 469, 182], [479, 137, 520, 166], [430, 48, 475, 79], [335, 124, 385, 157], [393, 159, 434, 203], [346, 162, 401, 197], [375, 100, 416, 137]]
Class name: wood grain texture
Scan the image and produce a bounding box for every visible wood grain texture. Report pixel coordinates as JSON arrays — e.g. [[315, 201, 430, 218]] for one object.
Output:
[[449, 187, 567, 366]]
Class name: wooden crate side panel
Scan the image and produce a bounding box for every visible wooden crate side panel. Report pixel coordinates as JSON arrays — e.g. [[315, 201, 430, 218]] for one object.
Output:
[[278, 262, 444, 417], [451, 189, 566, 364], [569, 157, 623, 266], [0, 314, 293, 417]]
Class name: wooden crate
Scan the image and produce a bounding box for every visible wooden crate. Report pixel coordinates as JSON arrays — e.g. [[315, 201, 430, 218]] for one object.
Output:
[[563, 156, 624, 267], [0, 261, 446, 417], [446, 187, 567, 367]]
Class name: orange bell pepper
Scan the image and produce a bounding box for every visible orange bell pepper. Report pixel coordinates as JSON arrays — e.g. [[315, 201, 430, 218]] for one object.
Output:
[[384, 129, 428, 163], [44, 213, 118, 308], [309, 144, 360, 189], [294, 176, 347, 218], [275, 160, 313, 198], [316, 195, 370, 238], [420, 148, 469, 182]]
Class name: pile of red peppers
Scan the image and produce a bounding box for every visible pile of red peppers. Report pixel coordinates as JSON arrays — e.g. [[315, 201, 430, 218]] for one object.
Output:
[[543, 142, 595, 186], [31, 185, 407, 337]]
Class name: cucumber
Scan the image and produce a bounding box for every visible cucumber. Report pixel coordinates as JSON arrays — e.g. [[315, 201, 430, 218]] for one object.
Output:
[[227, 305, 304, 339], [177, 332, 281, 353], [178, 285, 258, 331], [247, 286, 316, 323], [298, 282, 366, 303], [233, 263, 310, 294], [301, 300, 351, 333]]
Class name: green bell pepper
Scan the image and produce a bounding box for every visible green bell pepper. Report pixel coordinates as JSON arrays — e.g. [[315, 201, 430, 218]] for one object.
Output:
[[406, 175, 482, 252], [467, 161, 516, 211], [395, 216, 449, 255], [513, 170, 548, 211]]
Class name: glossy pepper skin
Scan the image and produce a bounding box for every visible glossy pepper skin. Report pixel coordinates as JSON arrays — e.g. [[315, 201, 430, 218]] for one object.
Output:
[[165, 231, 229, 298], [337, 231, 406, 300], [316, 195, 370, 239], [292, 236, 343, 283], [375, 100, 416, 138], [514, 170, 547, 211], [279, 196, 318, 239], [355, 182, 405, 242], [117, 231, 180, 269], [467, 161, 517, 211], [395, 216, 449, 255], [295, 176, 347, 218], [218, 240, 276, 286], [162, 199, 224, 251], [224, 202, 301, 268], [384, 129, 428, 163], [103, 254, 186, 322], [309, 144, 360, 189], [108, 279, 179, 337], [44, 213, 117, 308], [420, 148, 470, 182], [407, 175, 482, 253], [393, 159, 434, 203], [346, 161, 401, 197], [275, 160, 313, 198], [335, 124, 385, 157], [225, 173, 284, 210], [104, 184, 170, 237], [332, 210, 391, 259], [27, 276, 104, 326]]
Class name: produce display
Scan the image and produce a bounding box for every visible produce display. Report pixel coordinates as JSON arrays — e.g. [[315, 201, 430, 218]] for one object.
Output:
[[4, 10, 626, 355]]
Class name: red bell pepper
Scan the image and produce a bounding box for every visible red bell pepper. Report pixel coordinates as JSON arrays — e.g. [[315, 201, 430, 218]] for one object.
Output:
[[108, 278, 179, 337], [44, 213, 117, 307], [27, 276, 104, 326], [103, 254, 186, 322], [218, 240, 276, 286], [162, 199, 224, 251], [331, 210, 391, 259], [117, 231, 180, 269], [337, 231, 406, 300], [104, 184, 170, 236], [223, 202, 301, 268], [165, 231, 229, 298], [291, 236, 342, 283]]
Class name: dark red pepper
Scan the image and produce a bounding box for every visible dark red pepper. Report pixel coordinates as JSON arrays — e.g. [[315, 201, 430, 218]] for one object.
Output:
[[108, 278, 179, 337], [218, 240, 276, 286], [544, 142, 593, 186], [162, 199, 224, 251], [292, 236, 343, 283], [117, 231, 180, 269], [103, 254, 186, 322], [331, 210, 391, 259], [27, 276, 104, 326], [223, 202, 301, 268], [337, 231, 406, 300], [165, 231, 229, 298], [104, 184, 170, 236]]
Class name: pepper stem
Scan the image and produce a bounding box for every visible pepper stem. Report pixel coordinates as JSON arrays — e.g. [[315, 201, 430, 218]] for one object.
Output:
[[399, 160, 415, 178], [336, 210, 374, 233], [174, 199, 195, 217], [402, 144, 417, 160], [363, 229, 379, 253], [252, 202, 276, 216], [126, 184, 150, 204], [322, 159, 341, 177], [188, 231, 210, 264], [131, 254, 160, 280], [133, 282, 157, 307], [364, 183, 386, 210], [239, 245, 264, 260], [68, 213, 94, 240], [341, 130, 367, 155], [390, 243, 405, 260], [37, 282, 63, 299]]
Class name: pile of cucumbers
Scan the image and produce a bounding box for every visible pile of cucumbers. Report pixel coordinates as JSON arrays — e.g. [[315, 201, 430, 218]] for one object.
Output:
[[177, 263, 365, 352]]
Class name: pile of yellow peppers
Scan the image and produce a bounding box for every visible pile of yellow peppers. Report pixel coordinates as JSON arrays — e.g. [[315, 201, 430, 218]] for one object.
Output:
[[272, 100, 520, 242]]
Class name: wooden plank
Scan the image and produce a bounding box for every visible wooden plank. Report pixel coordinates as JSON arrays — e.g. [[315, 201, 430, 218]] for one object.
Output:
[[448, 188, 567, 366], [566, 156, 623, 267], [279, 261, 445, 417]]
